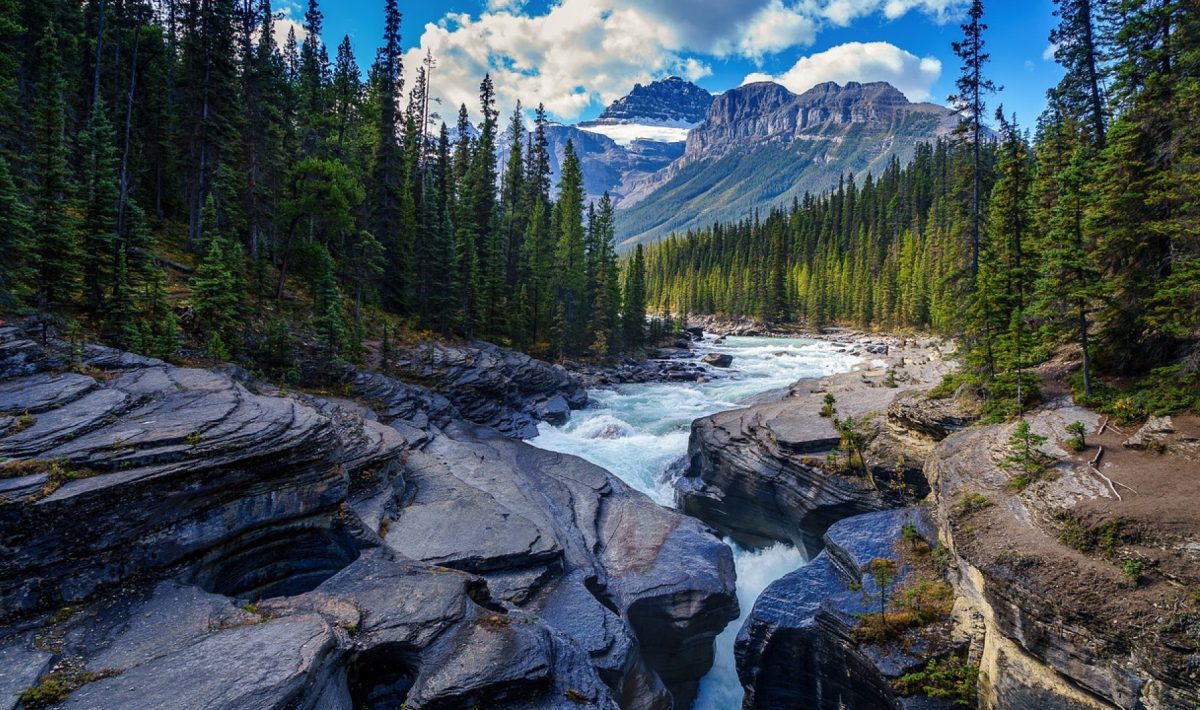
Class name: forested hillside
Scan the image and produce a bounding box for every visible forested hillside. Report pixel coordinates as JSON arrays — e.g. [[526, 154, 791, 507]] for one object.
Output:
[[0, 0, 651, 374], [645, 0, 1199, 419]]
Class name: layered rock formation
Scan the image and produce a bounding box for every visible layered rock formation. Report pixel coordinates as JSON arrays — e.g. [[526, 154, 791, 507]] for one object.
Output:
[[683, 82, 952, 162], [675, 339, 954, 556], [583, 76, 713, 128], [0, 326, 737, 709], [386, 340, 588, 438], [737, 507, 959, 710], [928, 407, 1200, 709]]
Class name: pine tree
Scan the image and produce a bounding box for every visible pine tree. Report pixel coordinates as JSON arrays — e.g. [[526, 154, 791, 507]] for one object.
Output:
[[553, 140, 588, 354], [369, 0, 406, 312], [31, 22, 80, 311], [312, 244, 346, 361], [622, 244, 647, 349], [192, 221, 239, 350], [1048, 0, 1106, 145], [331, 34, 359, 150], [949, 0, 998, 282], [80, 96, 121, 311], [0, 155, 33, 309]]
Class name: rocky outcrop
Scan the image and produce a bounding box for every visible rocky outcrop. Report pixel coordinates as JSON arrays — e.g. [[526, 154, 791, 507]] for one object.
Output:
[[387, 340, 587, 438], [675, 398, 888, 556], [737, 507, 960, 710], [928, 405, 1200, 710], [378, 421, 738, 708], [0, 327, 738, 709], [675, 342, 953, 556]]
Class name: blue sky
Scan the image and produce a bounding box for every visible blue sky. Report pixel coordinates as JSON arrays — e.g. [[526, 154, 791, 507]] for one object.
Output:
[[280, 0, 1063, 129]]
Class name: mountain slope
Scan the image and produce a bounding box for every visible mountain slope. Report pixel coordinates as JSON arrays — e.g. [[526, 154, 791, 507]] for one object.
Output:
[[615, 81, 957, 249], [497, 124, 684, 206]]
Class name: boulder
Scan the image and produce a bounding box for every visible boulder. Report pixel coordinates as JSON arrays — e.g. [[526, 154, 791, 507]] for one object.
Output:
[[702, 353, 734, 368]]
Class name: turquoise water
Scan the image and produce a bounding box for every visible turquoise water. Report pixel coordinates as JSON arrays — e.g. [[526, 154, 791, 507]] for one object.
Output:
[[531, 336, 860, 708]]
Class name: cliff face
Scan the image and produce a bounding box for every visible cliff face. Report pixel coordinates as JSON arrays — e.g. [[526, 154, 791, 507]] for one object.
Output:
[[927, 408, 1200, 709], [737, 507, 959, 710], [692, 337, 1199, 710], [684, 81, 950, 162], [0, 325, 737, 710], [584, 76, 713, 126], [674, 336, 954, 556]]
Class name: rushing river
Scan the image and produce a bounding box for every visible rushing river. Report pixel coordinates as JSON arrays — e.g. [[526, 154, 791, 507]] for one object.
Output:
[[531, 335, 861, 709]]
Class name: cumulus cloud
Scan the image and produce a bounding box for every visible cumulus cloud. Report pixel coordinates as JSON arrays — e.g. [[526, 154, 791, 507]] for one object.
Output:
[[270, 0, 308, 49], [403, 0, 963, 124], [1042, 42, 1060, 61], [742, 41, 943, 102]]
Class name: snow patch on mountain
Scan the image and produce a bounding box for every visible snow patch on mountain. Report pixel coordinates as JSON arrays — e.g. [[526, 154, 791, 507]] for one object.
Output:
[[578, 120, 698, 145]]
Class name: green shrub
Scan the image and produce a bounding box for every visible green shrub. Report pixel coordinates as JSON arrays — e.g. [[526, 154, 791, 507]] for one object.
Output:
[[1057, 513, 1129, 557], [953, 493, 992, 519], [895, 657, 980, 707], [1065, 421, 1087, 453], [1122, 559, 1145, 587]]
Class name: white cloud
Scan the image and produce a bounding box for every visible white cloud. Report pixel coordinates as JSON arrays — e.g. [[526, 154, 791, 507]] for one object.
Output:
[[1042, 42, 1059, 61], [486, 0, 528, 11], [733, 1, 818, 60], [743, 41, 943, 102], [270, 1, 307, 50], [404, 0, 962, 125]]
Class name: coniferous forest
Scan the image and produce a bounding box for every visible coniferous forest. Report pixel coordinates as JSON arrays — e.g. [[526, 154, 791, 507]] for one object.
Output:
[[644, 0, 1199, 420], [0, 0, 648, 375], [0, 0, 1195, 418]]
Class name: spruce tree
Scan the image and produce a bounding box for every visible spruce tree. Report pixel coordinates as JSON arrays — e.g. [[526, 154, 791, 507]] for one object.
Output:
[[622, 244, 647, 349], [312, 244, 346, 362], [80, 96, 121, 311], [31, 22, 80, 311], [192, 219, 239, 352], [1048, 0, 1106, 146], [0, 155, 33, 310], [553, 141, 588, 354], [949, 0, 997, 282]]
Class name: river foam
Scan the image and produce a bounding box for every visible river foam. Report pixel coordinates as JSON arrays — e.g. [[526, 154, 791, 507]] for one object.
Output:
[[531, 335, 859, 706]]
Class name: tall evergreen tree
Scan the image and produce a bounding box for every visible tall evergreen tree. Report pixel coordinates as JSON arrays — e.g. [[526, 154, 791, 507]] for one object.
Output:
[[949, 0, 998, 281], [553, 140, 588, 354], [622, 244, 648, 349], [0, 155, 33, 309], [80, 96, 120, 311], [30, 23, 80, 311]]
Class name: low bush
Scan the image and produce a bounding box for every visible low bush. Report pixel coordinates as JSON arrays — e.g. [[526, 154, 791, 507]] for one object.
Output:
[[894, 657, 980, 707]]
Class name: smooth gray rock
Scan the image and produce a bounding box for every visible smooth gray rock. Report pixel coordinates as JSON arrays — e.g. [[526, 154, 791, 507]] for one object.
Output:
[[385, 422, 739, 709], [388, 341, 587, 438], [63, 614, 341, 710], [736, 508, 958, 710], [0, 638, 53, 710]]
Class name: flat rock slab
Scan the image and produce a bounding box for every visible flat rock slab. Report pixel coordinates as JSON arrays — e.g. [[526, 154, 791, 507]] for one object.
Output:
[[63, 615, 339, 710]]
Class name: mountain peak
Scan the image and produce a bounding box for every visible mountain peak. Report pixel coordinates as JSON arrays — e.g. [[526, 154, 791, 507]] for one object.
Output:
[[588, 77, 714, 126]]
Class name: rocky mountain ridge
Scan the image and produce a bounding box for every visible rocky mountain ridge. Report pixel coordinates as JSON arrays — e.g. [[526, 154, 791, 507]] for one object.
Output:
[[614, 80, 958, 247], [582, 76, 713, 127]]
